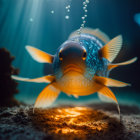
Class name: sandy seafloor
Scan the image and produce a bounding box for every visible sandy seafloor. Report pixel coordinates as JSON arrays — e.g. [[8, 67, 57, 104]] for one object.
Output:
[[0, 103, 140, 140]]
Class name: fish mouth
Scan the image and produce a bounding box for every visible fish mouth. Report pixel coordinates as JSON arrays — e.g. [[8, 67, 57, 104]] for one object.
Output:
[[63, 64, 84, 74]]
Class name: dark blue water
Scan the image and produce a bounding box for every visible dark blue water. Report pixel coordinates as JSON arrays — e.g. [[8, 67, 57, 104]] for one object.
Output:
[[0, 0, 140, 106]]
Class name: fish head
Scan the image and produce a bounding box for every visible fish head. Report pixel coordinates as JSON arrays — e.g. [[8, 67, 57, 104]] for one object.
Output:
[[53, 41, 87, 79]]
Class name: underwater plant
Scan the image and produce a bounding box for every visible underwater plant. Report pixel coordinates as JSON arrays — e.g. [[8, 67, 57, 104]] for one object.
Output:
[[0, 48, 19, 107]]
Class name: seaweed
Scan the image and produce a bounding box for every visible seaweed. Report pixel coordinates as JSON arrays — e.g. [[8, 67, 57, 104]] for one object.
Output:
[[0, 48, 19, 107]]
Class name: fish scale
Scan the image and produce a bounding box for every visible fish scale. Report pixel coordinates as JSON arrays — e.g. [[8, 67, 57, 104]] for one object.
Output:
[[73, 34, 108, 79]]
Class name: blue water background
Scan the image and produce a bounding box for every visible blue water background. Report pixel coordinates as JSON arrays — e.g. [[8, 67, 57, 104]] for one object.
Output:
[[0, 0, 140, 106]]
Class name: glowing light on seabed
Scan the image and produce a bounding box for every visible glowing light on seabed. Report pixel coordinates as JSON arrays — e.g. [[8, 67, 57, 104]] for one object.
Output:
[[55, 128, 82, 134], [38, 107, 109, 134], [33, 107, 121, 137], [55, 107, 87, 119]]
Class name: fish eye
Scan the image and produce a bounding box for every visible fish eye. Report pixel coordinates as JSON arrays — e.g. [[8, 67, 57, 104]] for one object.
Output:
[[59, 51, 63, 61], [82, 49, 87, 60]]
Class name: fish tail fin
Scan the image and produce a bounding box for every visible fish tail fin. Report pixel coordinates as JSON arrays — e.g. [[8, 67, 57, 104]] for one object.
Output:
[[33, 83, 60, 113], [108, 57, 138, 71]]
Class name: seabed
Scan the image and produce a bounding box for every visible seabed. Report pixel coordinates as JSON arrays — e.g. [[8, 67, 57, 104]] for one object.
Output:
[[0, 103, 140, 140]]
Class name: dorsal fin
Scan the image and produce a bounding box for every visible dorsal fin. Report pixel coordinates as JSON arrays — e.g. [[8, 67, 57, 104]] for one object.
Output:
[[69, 28, 110, 43], [99, 35, 123, 62]]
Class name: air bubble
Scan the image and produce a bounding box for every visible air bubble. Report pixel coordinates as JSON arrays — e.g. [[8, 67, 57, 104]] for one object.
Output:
[[82, 17, 85, 20], [29, 18, 34, 22], [86, 0, 89, 3], [78, 0, 90, 35], [83, 2, 86, 5], [65, 4, 71, 19], [81, 24, 84, 27], [83, 7, 86, 10], [65, 15, 69, 19], [51, 10, 54, 14]]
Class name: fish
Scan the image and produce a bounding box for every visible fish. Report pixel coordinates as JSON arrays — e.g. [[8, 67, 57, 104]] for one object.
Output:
[[12, 28, 137, 114]]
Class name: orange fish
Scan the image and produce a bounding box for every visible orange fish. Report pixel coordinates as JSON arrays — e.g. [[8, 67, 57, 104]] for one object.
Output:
[[12, 28, 137, 114]]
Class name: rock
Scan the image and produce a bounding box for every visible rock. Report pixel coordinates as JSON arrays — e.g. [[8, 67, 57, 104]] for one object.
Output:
[[0, 48, 19, 107]]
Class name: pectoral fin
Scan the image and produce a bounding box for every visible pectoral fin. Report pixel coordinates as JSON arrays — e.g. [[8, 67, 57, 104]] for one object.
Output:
[[108, 57, 137, 71], [12, 75, 55, 83], [98, 86, 117, 103], [98, 93, 114, 103], [94, 75, 130, 87], [34, 83, 60, 110], [98, 86, 120, 116], [94, 76, 122, 116], [99, 35, 123, 62], [26, 46, 54, 63], [93, 76, 118, 102]]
